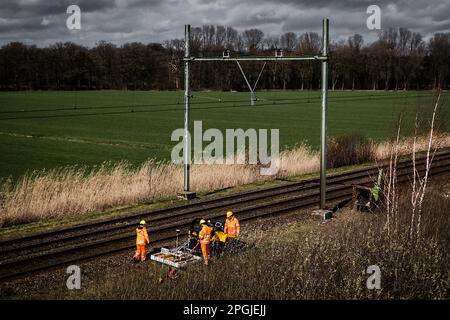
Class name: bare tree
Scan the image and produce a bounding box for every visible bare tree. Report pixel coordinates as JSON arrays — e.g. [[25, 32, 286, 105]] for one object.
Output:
[[215, 25, 226, 49], [242, 29, 264, 53], [0, 25, 447, 91], [428, 33, 450, 89], [225, 27, 239, 51], [264, 35, 280, 50], [348, 34, 363, 90], [297, 32, 321, 89], [280, 32, 297, 51], [329, 41, 346, 90], [377, 28, 398, 90], [190, 27, 203, 53], [202, 25, 216, 50]]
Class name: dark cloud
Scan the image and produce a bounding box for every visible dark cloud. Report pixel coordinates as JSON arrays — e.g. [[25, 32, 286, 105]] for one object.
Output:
[[0, 0, 449, 47], [0, 0, 117, 18]]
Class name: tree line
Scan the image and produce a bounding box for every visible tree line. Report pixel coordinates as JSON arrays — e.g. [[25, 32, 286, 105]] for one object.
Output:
[[0, 25, 449, 91]]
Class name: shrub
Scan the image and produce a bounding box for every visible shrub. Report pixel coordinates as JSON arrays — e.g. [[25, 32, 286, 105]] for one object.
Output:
[[327, 133, 375, 168], [47, 186, 450, 300]]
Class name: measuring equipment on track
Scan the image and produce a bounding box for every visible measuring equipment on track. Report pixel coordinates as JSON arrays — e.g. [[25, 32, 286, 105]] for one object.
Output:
[[151, 241, 202, 269]]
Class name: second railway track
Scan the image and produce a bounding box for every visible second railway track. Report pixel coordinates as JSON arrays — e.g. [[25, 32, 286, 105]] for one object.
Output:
[[0, 151, 449, 281]]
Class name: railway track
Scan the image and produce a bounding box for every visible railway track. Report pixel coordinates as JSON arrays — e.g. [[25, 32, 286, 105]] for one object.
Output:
[[0, 151, 449, 281]]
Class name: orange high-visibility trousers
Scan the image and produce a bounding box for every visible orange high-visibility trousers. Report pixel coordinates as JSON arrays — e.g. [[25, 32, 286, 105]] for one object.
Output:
[[201, 243, 210, 265], [168, 267, 178, 279], [133, 244, 147, 261]]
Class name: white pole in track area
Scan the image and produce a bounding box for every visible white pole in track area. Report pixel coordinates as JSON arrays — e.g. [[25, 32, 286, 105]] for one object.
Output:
[[320, 18, 329, 209], [183, 24, 191, 194]]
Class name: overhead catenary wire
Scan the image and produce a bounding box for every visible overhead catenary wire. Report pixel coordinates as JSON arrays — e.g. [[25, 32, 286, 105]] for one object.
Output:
[[0, 91, 442, 121], [0, 91, 441, 116]]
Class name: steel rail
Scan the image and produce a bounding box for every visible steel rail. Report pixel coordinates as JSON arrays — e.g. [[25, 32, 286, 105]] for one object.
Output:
[[0, 162, 448, 281], [0, 154, 448, 281], [1, 151, 448, 254]]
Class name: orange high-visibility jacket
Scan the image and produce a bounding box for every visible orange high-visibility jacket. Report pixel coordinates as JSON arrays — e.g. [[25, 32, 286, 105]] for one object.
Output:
[[136, 227, 149, 246], [199, 225, 212, 244], [224, 217, 240, 238]]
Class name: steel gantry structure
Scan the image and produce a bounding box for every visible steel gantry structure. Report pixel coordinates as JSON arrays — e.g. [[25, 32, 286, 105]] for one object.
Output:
[[180, 19, 329, 209]]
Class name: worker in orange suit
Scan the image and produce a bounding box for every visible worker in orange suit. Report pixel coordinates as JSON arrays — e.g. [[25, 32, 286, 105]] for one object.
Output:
[[133, 220, 150, 262], [198, 219, 212, 266], [224, 211, 240, 238]]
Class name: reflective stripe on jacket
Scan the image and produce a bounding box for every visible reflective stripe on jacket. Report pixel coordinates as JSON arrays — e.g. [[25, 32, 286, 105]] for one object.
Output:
[[199, 225, 212, 244], [224, 217, 240, 238], [136, 227, 149, 246]]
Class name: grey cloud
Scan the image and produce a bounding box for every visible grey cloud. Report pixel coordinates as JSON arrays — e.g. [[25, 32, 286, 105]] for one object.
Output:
[[0, 0, 449, 47], [0, 0, 118, 19]]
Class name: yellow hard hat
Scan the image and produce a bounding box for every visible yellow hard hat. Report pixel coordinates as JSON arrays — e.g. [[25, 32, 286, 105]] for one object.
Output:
[[199, 219, 206, 225], [226, 211, 233, 217], [140, 220, 146, 225]]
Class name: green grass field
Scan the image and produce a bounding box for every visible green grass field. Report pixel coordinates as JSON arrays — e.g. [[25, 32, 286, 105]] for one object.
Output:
[[0, 90, 448, 180]]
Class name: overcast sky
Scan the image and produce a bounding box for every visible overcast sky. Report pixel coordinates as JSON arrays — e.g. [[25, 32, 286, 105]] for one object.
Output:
[[1, 0, 449, 47]]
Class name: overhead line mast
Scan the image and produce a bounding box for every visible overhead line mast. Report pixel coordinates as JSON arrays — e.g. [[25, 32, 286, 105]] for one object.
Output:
[[180, 19, 329, 211]]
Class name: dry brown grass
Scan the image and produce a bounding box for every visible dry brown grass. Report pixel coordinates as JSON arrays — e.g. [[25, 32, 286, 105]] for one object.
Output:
[[48, 181, 450, 300], [0, 135, 449, 227], [374, 133, 450, 160], [327, 134, 375, 168], [0, 144, 319, 227]]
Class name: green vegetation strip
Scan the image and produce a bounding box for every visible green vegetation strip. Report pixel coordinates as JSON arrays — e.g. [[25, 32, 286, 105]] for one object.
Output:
[[0, 90, 448, 179]]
